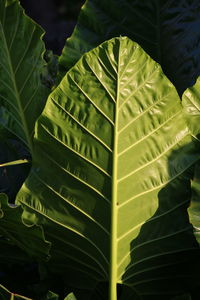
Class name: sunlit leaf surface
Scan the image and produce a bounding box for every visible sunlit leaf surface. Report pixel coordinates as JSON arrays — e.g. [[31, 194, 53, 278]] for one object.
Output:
[[17, 37, 200, 299]]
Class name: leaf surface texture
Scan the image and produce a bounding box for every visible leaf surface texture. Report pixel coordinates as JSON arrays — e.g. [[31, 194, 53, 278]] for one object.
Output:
[[17, 37, 200, 297]]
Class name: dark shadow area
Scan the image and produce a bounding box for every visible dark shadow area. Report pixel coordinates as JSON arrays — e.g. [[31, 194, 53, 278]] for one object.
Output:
[[0, 139, 31, 203], [20, 0, 84, 55], [17, 0, 200, 96], [0, 261, 40, 298], [121, 141, 200, 299]]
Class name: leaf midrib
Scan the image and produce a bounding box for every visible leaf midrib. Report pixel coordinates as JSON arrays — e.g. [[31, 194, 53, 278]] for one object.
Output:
[[109, 41, 120, 300]]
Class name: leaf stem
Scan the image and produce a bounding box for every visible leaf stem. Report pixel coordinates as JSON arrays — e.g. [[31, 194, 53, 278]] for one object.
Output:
[[0, 159, 29, 167]]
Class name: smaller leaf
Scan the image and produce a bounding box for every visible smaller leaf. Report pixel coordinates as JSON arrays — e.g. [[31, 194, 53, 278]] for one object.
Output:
[[64, 293, 77, 300], [0, 194, 50, 260], [182, 77, 200, 139], [41, 50, 58, 90], [182, 77, 200, 245], [43, 291, 59, 300]]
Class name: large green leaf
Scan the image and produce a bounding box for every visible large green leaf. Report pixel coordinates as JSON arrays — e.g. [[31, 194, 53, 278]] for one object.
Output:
[[17, 37, 200, 299], [59, 0, 200, 94], [0, 0, 48, 151]]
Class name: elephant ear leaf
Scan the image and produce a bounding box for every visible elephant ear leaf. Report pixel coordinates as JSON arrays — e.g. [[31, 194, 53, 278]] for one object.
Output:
[[17, 37, 200, 298], [0, 0, 48, 151]]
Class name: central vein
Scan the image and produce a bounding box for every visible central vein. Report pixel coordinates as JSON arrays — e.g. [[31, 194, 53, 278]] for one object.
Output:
[[109, 39, 121, 300]]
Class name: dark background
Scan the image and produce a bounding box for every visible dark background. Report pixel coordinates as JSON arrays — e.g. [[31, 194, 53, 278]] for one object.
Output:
[[20, 0, 85, 54]]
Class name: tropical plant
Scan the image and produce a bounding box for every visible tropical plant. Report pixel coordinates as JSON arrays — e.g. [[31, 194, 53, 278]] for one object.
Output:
[[1, 0, 200, 300]]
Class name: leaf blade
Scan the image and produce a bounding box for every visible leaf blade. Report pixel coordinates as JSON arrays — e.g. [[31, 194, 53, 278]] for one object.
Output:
[[18, 37, 200, 297], [0, 0, 48, 150]]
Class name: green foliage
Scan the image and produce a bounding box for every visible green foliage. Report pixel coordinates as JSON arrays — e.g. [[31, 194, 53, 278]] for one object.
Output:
[[0, 193, 50, 260], [1, 0, 200, 300], [17, 37, 200, 298], [64, 293, 77, 300], [0, 0, 48, 151], [59, 0, 200, 95]]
